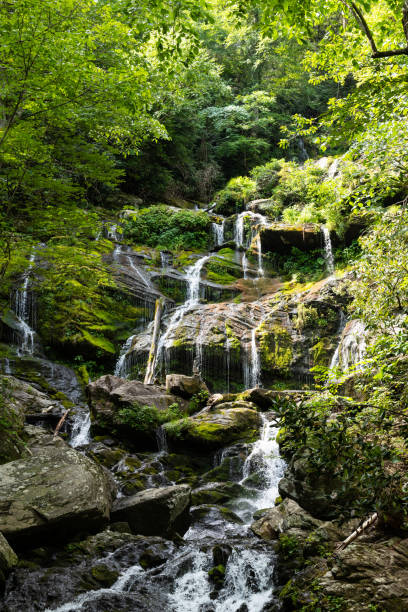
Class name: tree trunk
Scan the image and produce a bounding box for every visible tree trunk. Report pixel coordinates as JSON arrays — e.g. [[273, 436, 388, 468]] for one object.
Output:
[[144, 298, 165, 385]]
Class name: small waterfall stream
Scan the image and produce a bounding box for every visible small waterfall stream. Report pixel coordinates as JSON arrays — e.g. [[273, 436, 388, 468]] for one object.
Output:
[[13, 251, 37, 355], [322, 226, 335, 275], [154, 255, 209, 379], [212, 219, 225, 247]]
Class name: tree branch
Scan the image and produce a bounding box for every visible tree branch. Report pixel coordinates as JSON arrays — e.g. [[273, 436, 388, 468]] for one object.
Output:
[[342, 1, 408, 59]]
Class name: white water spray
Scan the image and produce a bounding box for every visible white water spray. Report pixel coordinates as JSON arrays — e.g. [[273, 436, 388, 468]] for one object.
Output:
[[322, 226, 335, 275]]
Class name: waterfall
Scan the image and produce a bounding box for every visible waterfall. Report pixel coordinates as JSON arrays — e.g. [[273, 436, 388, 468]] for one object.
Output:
[[160, 251, 172, 270], [212, 220, 225, 247], [156, 425, 168, 453], [3, 358, 11, 375], [126, 252, 152, 287], [14, 252, 36, 355], [322, 226, 335, 275], [242, 253, 249, 279], [255, 234, 264, 277], [250, 327, 261, 388], [328, 311, 347, 371], [170, 414, 285, 611], [234, 212, 247, 248], [70, 410, 91, 448], [155, 255, 209, 379], [114, 334, 137, 378]]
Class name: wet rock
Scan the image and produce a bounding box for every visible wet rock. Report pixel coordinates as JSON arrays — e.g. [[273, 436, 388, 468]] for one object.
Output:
[[164, 403, 261, 450], [0, 427, 116, 547], [0, 377, 27, 465], [1, 530, 175, 611], [166, 374, 209, 399], [192, 482, 246, 506], [110, 484, 191, 536]]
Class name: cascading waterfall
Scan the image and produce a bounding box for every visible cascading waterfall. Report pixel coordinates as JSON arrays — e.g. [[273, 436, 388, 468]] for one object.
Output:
[[331, 319, 367, 373], [170, 414, 285, 611], [250, 327, 261, 388], [322, 226, 335, 275], [212, 219, 225, 247], [70, 411, 91, 448], [114, 334, 137, 377], [154, 255, 209, 379], [234, 212, 247, 248], [14, 251, 36, 355], [255, 233, 264, 277]]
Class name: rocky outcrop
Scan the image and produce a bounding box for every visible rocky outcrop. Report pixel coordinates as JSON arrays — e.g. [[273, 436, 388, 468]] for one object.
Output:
[[164, 402, 261, 449], [278, 448, 359, 520], [165, 374, 208, 399], [1, 530, 175, 611], [87, 374, 187, 445], [129, 276, 349, 391], [259, 223, 321, 255], [0, 427, 116, 546], [0, 532, 18, 588], [111, 484, 191, 536]]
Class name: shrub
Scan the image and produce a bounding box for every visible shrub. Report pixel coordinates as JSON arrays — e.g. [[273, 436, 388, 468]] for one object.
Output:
[[250, 159, 282, 197], [214, 176, 256, 216], [123, 205, 211, 251]]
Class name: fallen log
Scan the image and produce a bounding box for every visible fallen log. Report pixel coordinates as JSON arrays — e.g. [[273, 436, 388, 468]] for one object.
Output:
[[336, 512, 378, 552], [144, 297, 165, 385], [53, 410, 70, 438]]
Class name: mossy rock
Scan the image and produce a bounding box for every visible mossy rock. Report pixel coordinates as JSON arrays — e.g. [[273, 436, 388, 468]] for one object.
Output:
[[259, 321, 293, 374], [90, 563, 119, 587]]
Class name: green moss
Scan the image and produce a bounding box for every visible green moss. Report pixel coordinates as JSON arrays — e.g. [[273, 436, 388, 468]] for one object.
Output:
[[81, 330, 115, 354], [90, 564, 119, 587], [259, 322, 293, 373]]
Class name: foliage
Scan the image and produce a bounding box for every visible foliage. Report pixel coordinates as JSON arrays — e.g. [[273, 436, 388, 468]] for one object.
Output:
[[275, 248, 326, 282], [214, 177, 256, 215], [123, 206, 211, 251], [117, 402, 184, 434]]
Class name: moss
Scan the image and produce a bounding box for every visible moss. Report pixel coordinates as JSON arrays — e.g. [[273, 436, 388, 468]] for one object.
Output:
[[310, 338, 332, 367], [90, 564, 119, 587], [259, 322, 293, 373]]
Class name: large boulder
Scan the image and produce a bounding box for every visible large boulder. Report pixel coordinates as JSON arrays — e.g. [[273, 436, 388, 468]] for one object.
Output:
[[164, 402, 261, 450], [87, 375, 187, 446], [111, 485, 191, 536], [259, 222, 321, 255], [165, 374, 208, 399], [0, 427, 116, 546], [251, 498, 324, 541], [0, 532, 18, 588]]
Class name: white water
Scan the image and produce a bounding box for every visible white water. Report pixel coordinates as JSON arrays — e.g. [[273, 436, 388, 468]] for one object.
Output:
[[14, 252, 36, 355], [45, 564, 144, 612], [322, 226, 335, 275], [234, 212, 247, 248], [212, 220, 225, 246], [70, 410, 91, 447], [114, 334, 137, 377], [331, 319, 367, 373], [155, 255, 209, 378], [170, 415, 285, 611], [250, 327, 261, 388], [256, 233, 264, 277]]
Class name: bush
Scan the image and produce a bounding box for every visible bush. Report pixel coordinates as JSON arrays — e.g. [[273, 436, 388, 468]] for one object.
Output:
[[250, 159, 282, 197], [123, 205, 211, 251], [214, 176, 256, 216]]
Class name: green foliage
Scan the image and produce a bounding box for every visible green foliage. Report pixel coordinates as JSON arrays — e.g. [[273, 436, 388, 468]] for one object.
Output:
[[214, 177, 256, 215], [117, 403, 185, 434], [250, 159, 282, 197], [188, 389, 210, 414], [123, 206, 211, 251], [276, 248, 326, 282]]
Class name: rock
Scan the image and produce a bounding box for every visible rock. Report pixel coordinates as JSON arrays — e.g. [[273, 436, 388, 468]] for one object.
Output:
[[251, 498, 323, 541], [0, 376, 26, 464], [0, 427, 116, 546], [164, 403, 261, 450], [279, 449, 359, 519], [1, 530, 175, 611], [87, 374, 187, 446], [192, 482, 246, 506], [259, 222, 321, 255], [314, 538, 408, 611], [0, 532, 18, 587], [166, 374, 208, 399], [110, 484, 191, 536]]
